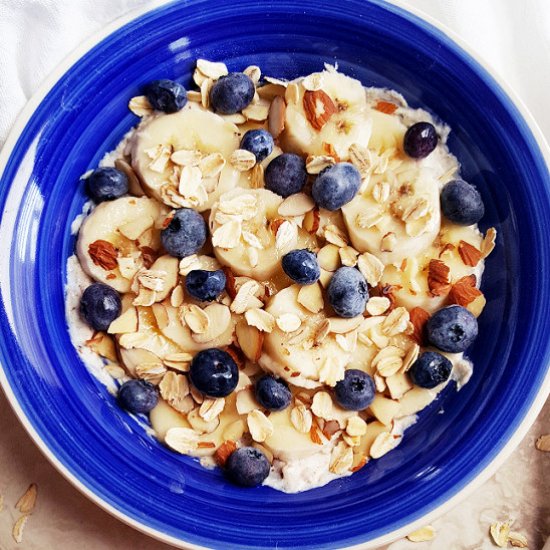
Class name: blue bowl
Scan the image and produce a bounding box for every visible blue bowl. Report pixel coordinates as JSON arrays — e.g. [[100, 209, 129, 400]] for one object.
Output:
[[1, 1, 550, 548]]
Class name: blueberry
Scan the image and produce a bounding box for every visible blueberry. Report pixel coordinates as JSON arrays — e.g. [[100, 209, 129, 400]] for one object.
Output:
[[80, 283, 121, 331], [281, 249, 320, 285], [409, 351, 453, 389], [240, 129, 274, 162], [185, 269, 226, 302], [144, 79, 187, 113], [189, 348, 239, 397], [403, 122, 438, 159], [161, 208, 207, 258], [264, 154, 307, 198], [210, 73, 255, 114], [327, 267, 369, 318], [118, 379, 159, 414], [225, 446, 270, 487], [426, 305, 478, 353], [255, 375, 292, 411], [86, 167, 128, 203], [334, 369, 375, 411], [312, 162, 361, 211], [441, 179, 485, 225]]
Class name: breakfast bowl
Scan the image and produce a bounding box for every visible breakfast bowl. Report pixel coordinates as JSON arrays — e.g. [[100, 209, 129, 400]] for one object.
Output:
[[1, 0, 549, 548]]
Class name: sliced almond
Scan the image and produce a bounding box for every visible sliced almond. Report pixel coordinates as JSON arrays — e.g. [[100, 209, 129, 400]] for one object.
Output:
[[199, 398, 225, 422], [258, 82, 287, 101], [15, 483, 37, 514], [401, 343, 420, 373], [317, 244, 341, 271], [275, 220, 298, 252], [104, 363, 125, 382], [311, 391, 334, 420], [86, 333, 117, 362], [187, 408, 220, 434], [339, 246, 359, 267], [214, 440, 237, 467], [235, 320, 264, 362], [481, 227, 497, 258], [324, 224, 348, 247], [231, 280, 261, 314], [243, 97, 271, 122], [191, 303, 232, 344], [243, 64, 261, 83], [247, 410, 273, 442], [357, 252, 384, 286], [170, 285, 185, 307], [268, 95, 286, 138], [329, 442, 353, 474], [165, 427, 200, 454], [335, 331, 357, 353], [128, 95, 153, 117], [406, 525, 436, 542], [303, 207, 321, 234], [196, 58, 228, 80], [427, 259, 450, 296], [306, 154, 335, 175], [370, 431, 401, 458], [245, 308, 275, 333], [147, 144, 172, 173], [297, 283, 324, 313], [328, 316, 363, 334], [108, 307, 138, 334], [230, 149, 256, 171], [278, 193, 315, 217], [386, 372, 413, 399], [303, 89, 337, 131]]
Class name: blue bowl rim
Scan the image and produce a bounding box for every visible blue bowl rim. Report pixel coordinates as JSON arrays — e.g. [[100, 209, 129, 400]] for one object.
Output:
[[0, 0, 549, 548]]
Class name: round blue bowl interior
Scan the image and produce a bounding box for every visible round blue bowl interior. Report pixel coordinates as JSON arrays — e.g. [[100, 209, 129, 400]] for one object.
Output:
[[1, 1, 550, 548]]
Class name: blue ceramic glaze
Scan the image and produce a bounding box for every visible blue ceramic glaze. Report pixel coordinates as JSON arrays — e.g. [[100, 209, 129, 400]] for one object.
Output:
[[1, 1, 549, 548]]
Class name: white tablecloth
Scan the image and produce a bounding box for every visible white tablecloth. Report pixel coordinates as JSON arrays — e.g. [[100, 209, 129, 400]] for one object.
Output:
[[0, 1, 548, 549]]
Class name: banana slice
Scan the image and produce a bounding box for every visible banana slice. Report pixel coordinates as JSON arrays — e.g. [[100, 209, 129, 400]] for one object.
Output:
[[263, 406, 327, 461], [282, 69, 372, 159], [382, 222, 484, 313], [260, 285, 353, 388], [131, 103, 248, 211], [150, 393, 245, 457], [342, 165, 441, 265], [76, 196, 165, 293], [368, 109, 408, 153], [209, 188, 317, 280]]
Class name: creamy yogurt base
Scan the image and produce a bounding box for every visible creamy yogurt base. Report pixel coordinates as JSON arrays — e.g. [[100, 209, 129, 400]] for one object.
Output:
[[65, 62, 495, 493]]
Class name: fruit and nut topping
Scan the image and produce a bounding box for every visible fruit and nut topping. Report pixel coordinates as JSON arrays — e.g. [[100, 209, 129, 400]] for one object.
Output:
[[69, 59, 496, 492]]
